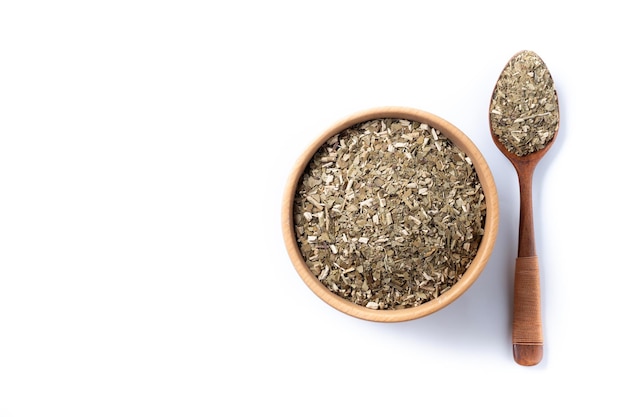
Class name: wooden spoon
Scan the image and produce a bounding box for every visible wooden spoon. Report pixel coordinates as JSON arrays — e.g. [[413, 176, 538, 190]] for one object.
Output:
[[489, 50, 560, 366]]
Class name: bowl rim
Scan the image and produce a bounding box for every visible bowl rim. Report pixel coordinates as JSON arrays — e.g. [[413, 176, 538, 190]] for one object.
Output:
[[281, 106, 499, 322]]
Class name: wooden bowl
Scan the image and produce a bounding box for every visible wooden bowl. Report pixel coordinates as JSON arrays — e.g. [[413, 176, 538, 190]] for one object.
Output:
[[282, 107, 499, 322]]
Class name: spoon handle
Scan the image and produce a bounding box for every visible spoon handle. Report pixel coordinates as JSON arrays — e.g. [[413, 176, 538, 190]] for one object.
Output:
[[512, 169, 543, 366], [513, 256, 543, 365]]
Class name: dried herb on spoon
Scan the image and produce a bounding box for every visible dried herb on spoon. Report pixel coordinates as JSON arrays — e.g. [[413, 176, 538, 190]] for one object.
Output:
[[490, 51, 559, 157]]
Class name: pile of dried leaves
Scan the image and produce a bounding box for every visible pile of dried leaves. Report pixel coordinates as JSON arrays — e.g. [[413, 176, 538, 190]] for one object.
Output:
[[490, 50, 559, 156], [293, 119, 486, 310]]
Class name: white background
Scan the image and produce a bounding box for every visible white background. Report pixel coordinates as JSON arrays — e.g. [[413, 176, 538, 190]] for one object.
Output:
[[1, 1, 624, 416]]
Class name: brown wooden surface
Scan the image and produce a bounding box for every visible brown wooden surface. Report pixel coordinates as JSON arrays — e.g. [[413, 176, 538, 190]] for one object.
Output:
[[512, 256, 543, 365]]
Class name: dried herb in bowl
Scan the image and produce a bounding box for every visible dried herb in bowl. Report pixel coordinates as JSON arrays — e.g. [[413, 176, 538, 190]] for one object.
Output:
[[293, 118, 486, 310]]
